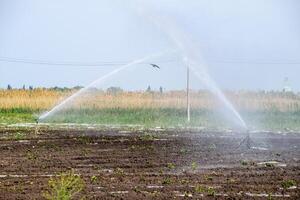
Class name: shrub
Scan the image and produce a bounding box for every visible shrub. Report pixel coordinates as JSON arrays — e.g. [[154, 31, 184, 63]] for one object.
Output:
[[43, 170, 85, 200]]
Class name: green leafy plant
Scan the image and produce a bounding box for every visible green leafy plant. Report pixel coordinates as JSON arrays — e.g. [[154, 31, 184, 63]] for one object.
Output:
[[241, 160, 248, 166], [14, 132, 25, 141], [43, 170, 85, 200], [195, 185, 216, 196], [191, 162, 198, 170], [90, 175, 97, 183], [167, 163, 176, 170], [115, 168, 125, 177], [139, 133, 157, 141], [281, 179, 297, 189], [207, 187, 216, 196], [162, 177, 172, 185]]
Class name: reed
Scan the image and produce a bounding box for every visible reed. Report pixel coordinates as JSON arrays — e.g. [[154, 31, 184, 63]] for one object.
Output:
[[1, 89, 299, 112]]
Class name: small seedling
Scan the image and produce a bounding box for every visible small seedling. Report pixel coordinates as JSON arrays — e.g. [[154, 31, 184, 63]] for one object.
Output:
[[167, 163, 176, 170], [207, 187, 216, 196], [180, 179, 190, 185], [184, 191, 192, 197], [204, 175, 213, 181], [208, 143, 216, 150], [195, 185, 216, 196], [26, 150, 37, 160], [90, 175, 97, 183], [43, 170, 85, 200], [133, 186, 141, 193], [162, 177, 172, 185], [195, 185, 206, 193], [191, 162, 198, 170], [14, 132, 25, 141], [281, 179, 297, 189], [268, 193, 273, 200], [241, 160, 248, 166], [180, 148, 188, 154], [115, 168, 125, 177], [139, 134, 157, 141]]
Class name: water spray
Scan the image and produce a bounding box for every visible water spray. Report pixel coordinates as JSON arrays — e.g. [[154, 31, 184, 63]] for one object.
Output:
[[38, 50, 174, 122], [134, 2, 248, 130]]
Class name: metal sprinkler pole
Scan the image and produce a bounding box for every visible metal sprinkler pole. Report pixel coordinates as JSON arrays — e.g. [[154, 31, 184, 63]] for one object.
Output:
[[187, 64, 191, 123]]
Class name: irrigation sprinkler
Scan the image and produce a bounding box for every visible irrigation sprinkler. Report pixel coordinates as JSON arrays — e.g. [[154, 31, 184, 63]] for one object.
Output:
[[236, 130, 254, 150], [35, 117, 39, 134]]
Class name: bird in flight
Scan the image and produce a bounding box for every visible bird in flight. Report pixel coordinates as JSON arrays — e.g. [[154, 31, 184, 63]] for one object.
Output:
[[150, 63, 160, 69]]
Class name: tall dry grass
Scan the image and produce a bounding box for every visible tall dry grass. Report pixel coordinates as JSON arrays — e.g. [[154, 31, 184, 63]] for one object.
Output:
[[1, 89, 300, 112]]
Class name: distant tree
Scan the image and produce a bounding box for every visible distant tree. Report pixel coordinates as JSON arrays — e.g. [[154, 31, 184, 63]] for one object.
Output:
[[107, 87, 123, 95], [7, 84, 12, 90], [146, 85, 151, 92], [73, 86, 84, 90], [159, 86, 163, 94], [22, 85, 26, 90], [29, 86, 34, 90]]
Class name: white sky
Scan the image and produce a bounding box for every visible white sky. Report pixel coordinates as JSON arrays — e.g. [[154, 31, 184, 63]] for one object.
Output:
[[0, 0, 300, 91]]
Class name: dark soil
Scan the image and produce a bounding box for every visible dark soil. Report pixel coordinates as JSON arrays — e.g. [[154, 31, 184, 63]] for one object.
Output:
[[0, 128, 299, 199]]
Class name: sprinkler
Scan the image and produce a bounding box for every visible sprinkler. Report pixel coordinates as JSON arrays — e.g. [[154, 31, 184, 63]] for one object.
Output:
[[237, 130, 254, 150], [35, 117, 39, 134]]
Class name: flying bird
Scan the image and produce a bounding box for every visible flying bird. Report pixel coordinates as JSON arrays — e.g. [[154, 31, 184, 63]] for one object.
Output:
[[150, 63, 160, 69]]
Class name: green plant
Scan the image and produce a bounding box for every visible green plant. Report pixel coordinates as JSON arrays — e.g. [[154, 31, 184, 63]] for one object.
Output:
[[281, 179, 297, 189], [191, 162, 198, 170], [195, 185, 206, 193], [26, 150, 37, 160], [13, 132, 25, 141], [90, 175, 97, 183], [195, 185, 216, 196], [179, 179, 190, 185], [167, 163, 176, 170], [204, 175, 213, 181], [241, 160, 248, 166], [139, 133, 157, 141], [115, 168, 125, 177], [184, 191, 192, 197], [162, 177, 172, 185], [180, 148, 188, 154], [43, 170, 85, 200], [206, 187, 216, 196], [268, 193, 273, 200]]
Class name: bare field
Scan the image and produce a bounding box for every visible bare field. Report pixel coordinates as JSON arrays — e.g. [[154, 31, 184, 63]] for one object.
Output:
[[0, 128, 299, 199]]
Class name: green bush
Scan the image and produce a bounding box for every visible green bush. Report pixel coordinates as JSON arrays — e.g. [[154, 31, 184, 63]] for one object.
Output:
[[43, 170, 85, 200]]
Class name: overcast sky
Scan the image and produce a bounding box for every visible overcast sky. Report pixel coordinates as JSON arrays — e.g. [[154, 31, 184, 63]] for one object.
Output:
[[0, 0, 300, 91]]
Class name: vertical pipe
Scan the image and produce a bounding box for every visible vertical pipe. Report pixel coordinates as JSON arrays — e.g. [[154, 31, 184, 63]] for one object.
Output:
[[187, 65, 190, 123]]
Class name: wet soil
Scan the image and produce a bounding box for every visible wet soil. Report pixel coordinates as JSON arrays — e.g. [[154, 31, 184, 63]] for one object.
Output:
[[0, 128, 299, 199]]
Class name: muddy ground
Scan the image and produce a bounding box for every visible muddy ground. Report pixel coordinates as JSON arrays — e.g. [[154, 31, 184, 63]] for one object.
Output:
[[0, 127, 299, 199]]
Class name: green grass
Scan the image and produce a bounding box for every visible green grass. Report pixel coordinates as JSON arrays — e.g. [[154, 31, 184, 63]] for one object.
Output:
[[1, 107, 300, 131], [243, 110, 300, 131], [42, 108, 224, 128]]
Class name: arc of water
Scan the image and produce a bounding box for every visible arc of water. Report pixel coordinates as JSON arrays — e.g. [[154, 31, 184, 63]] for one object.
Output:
[[39, 50, 172, 121], [134, 1, 247, 129], [185, 58, 247, 128]]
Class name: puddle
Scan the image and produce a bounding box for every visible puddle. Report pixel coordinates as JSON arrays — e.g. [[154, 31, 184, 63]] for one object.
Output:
[[251, 146, 268, 151], [257, 161, 287, 167], [146, 185, 164, 189], [245, 192, 290, 198], [110, 191, 129, 194]]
